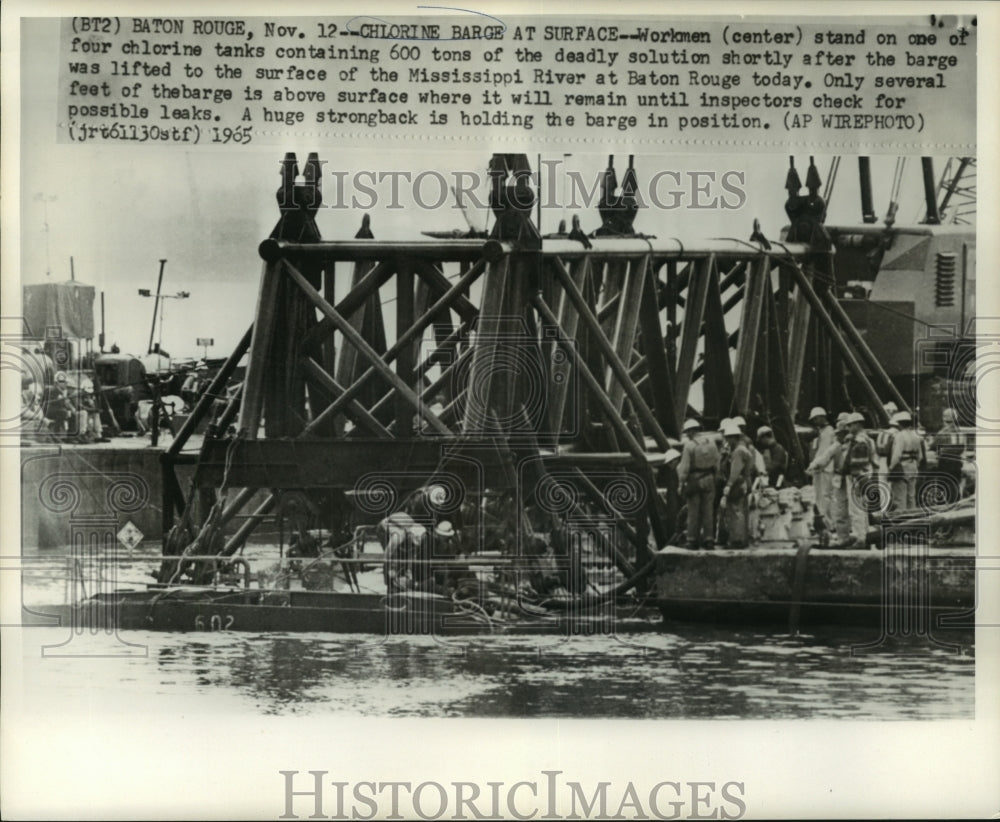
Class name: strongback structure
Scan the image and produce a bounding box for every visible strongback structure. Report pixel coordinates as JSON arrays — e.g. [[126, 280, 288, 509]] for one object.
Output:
[[159, 153, 906, 579]]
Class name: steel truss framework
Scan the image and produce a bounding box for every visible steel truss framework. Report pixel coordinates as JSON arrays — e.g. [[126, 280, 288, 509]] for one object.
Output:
[[159, 153, 905, 580]]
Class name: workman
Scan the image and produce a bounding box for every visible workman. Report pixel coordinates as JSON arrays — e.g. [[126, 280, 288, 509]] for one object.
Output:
[[656, 447, 683, 544], [45, 373, 73, 436], [876, 409, 900, 487], [829, 417, 852, 546], [732, 416, 764, 543], [431, 519, 467, 594], [933, 407, 964, 502], [806, 415, 850, 547], [842, 411, 879, 548], [523, 536, 566, 599], [378, 510, 430, 593], [888, 411, 925, 512], [804, 407, 836, 542], [733, 416, 766, 479], [711, 419, 736, 540], [718, 421, 754, 549], [677, 418, 720, 550], [757, 426, 788, 488], [78, 385, 105, 442]]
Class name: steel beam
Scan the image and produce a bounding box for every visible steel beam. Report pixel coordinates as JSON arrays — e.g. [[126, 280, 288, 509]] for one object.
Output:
[[785, 261, 888, 421], [673, 255, 713, 424], [285, 260, 453, 435], [550, 258, 670, 450], [260, 237, 814, 263]]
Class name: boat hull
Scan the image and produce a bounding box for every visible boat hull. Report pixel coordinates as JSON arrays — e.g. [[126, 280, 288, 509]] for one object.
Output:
[[46, 588, 663, 637], [653, 545, 975, 630]]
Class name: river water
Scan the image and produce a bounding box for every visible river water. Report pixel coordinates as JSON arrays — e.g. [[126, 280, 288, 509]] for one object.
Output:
[[11, 546, 974, 720], [14, 623, 973, 720]]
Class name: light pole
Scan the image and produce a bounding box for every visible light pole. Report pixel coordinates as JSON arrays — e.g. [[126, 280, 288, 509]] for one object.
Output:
[[138, 260, 189, 367]]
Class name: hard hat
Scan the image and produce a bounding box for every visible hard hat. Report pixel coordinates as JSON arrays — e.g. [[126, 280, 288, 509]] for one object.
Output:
[[757, 425, 773, 438], [893, 410, 912, 424], [884, 401, 898, 414], [835, 419, 847, 432], [846, 411, 865, 425], [721, 422, 742, 437], [662, 448, 682, 464], [434, 520, 455, 538], [808, 406, 827, 421], [732, 415, 747, 428], [719, 417, 733, 428], [682, 418, 702, 432], [836, 412, 850, 424]]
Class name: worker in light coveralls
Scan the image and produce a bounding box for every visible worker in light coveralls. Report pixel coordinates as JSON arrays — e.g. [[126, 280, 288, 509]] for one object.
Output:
[[888, 410, 925, 512], [677, 418, 720, 550], [718, 421, 754, 549], [804, 407, 836, 545], [842, 411, 879, 548], [830, 417, 852, 546], [806, 414, 851, 547]]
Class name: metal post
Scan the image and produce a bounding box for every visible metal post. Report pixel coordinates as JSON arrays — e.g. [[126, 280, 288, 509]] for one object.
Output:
[[922, 157, 941, 225], [858, 157, 876, 224], [147, 259, 166, 355]]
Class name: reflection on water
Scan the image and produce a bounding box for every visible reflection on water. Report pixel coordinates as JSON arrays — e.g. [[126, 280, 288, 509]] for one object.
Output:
[[14, 545, 975, 719], [18, 624, 974, 719]]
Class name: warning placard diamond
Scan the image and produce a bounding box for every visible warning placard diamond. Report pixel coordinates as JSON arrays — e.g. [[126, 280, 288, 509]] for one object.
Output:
[[117, 521, 144, 551]]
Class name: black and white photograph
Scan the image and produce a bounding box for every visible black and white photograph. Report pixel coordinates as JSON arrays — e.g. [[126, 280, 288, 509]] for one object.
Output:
[[2, 2, 998, 819]]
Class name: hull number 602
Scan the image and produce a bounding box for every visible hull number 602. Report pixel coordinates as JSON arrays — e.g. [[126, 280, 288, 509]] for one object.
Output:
[[194, 614, 235, 631]]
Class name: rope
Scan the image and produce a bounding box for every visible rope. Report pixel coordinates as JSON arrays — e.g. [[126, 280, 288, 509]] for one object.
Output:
[[862, 299, 961, 335], [451, 592, 496, 632]]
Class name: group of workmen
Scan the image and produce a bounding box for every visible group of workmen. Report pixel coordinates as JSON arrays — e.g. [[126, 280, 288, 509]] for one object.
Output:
[[674, 415, 785, 551], [23, 371, 108, 443], [803, 404, 927, 549], [374, 403, 968, 591], [673, 403, 967, 551], [377, 503, 569, 599]]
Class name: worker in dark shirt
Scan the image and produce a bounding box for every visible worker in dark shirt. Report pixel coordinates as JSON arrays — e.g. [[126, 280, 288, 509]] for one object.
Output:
[[757, 426, 788, 488], [677, 419, 721, 550]]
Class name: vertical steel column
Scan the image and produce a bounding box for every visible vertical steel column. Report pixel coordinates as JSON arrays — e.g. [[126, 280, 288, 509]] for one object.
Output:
[[461, 256, 510, 434], [547, 257, 590, 437], [674, 256, 713, 423], [732, 256, 769, 413], [238, 260, 283, 438], [701, 254, 736, 420], [637, 261, 678, 437], [395, 262, 416, 435]]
